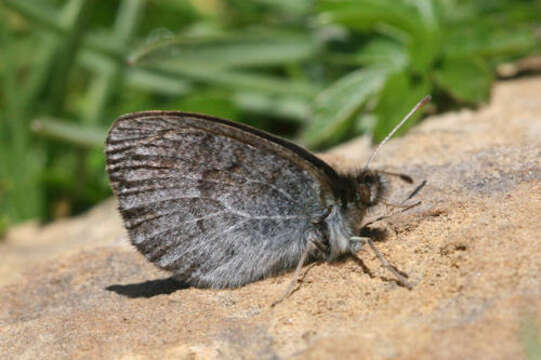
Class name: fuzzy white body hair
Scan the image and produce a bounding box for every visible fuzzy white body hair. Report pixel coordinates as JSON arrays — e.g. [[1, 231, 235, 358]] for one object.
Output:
[[324, 205, 358, 260]]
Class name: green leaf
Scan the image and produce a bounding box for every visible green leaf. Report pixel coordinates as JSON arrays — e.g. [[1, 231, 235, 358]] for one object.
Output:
[[129, 29, 319, 69], [144, 61, 318, 98], [407, 0, 442, 72], [177, 92, 240, 121], [434, 57, 492, 103], [302, 67, 387, 148], [319, 0, 442, 72], [254, 0, 312, 15], [2, 0, 59, 31], [319, 0, 422, 35], [32, 117, 107, 148], [3, 0, 125, 60], [443, 25, 537, 59], [78, 50, 192, 96], [354, 39, 408, 71], [372, 71, 431, 142], [233, 93, 310, 123]]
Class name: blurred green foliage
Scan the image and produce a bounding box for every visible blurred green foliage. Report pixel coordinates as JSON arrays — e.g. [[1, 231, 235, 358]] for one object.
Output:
[[521, 316, 541, 360], [0, 0, 539, 226]]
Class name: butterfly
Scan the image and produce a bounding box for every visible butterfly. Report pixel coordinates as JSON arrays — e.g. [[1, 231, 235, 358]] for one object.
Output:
[[105, 96, 429, 302]]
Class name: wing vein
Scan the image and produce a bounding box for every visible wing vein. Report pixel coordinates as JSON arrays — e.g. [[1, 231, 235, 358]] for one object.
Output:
[[134, 211, 229, 244], [158, 218, 251, 268], [126, 209, 226, 230]]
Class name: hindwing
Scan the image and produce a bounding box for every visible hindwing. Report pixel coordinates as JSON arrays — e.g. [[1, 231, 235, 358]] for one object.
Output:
[[106, 111, 344, 287]]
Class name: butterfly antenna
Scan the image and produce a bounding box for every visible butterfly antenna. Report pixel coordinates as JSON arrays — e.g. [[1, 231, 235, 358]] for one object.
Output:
[[364, 95, 431, 170]]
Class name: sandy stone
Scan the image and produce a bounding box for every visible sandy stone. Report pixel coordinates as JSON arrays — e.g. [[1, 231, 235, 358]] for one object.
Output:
[[1, 77, 540, 359]]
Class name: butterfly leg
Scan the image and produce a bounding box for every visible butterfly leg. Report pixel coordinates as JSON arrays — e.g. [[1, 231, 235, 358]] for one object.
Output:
[[362, 180, 426, 227], [400, 179, 427, 204], [349, 237, 367, 253], [271, 238, 324, 307], [311, 206, 332, 224], [350, 236, 412, 289]]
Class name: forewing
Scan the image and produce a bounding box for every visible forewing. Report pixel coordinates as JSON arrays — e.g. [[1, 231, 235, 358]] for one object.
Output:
[[105, 111, 337, 288]]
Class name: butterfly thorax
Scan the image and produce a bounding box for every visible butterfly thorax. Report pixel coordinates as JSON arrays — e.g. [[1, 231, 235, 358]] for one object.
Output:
[[322, 169, 386, 260]]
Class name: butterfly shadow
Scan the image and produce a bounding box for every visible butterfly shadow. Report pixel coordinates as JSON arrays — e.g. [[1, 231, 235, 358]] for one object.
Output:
[[106, 277, 189, 298]]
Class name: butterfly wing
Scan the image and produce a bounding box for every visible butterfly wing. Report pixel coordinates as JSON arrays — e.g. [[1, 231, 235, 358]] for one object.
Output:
[[106, 111, 345, 288]]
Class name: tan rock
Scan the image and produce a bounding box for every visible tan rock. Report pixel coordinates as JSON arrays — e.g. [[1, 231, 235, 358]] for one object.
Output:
[[1, 77, 540, 359]]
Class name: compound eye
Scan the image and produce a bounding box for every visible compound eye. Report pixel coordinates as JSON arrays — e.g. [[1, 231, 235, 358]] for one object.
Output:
[[358, 184, 372, 204], [356, 172, 381, 205]]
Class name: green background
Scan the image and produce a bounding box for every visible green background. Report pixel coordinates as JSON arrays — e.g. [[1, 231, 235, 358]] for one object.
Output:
[[0, 0, 539, 230]]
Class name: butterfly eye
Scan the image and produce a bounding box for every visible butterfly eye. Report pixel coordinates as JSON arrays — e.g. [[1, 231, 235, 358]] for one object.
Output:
[[356, 172, 382, 205], [358, 183, 372, 204]]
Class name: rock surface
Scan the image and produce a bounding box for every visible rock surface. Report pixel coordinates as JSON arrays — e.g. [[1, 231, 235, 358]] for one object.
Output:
[[1, 77, 540, 359]]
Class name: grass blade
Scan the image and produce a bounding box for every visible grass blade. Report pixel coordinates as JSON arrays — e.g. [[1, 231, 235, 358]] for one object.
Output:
[[303, 67, 387, 148]]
